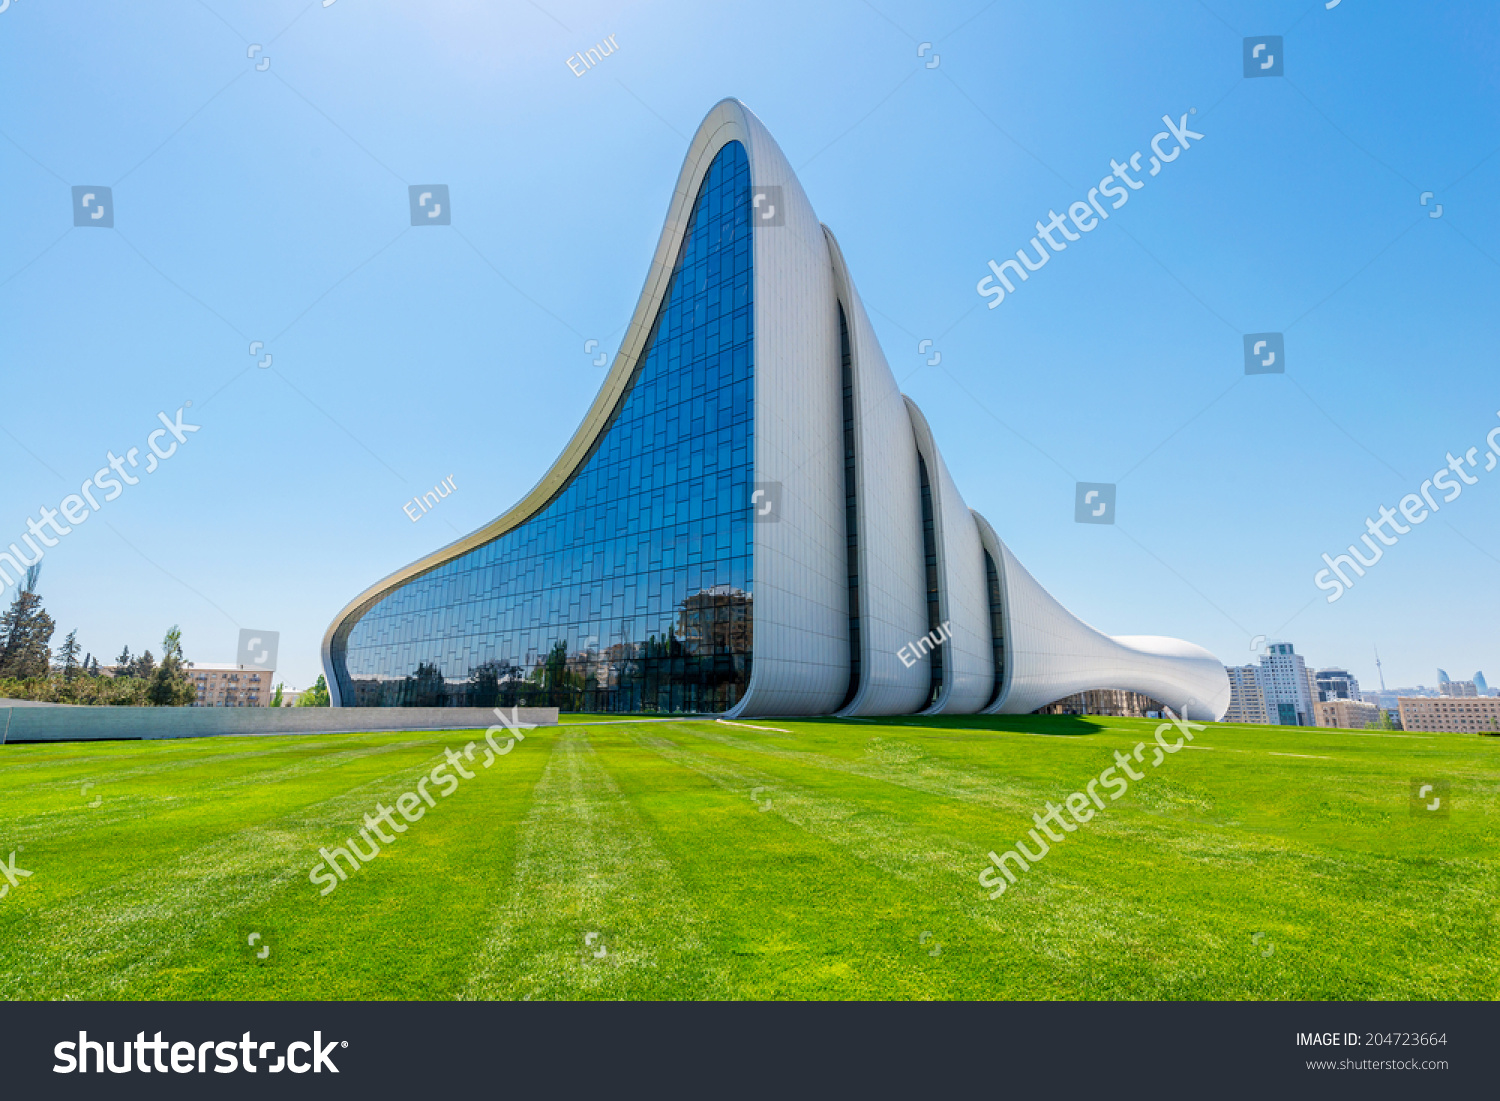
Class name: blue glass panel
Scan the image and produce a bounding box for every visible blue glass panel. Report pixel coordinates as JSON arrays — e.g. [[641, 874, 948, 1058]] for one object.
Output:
[[331, 141, 753, 712]]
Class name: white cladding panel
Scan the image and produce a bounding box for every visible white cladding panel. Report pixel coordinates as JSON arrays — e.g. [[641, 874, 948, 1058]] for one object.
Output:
[[823, 228, 930, 716], [904, 399, 994, 714], [976, 517, 1230, 722], [725, 102, 848, 716]]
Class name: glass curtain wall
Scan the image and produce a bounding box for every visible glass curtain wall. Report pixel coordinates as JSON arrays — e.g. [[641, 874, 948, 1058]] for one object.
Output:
[[331, 140, 754, 712]]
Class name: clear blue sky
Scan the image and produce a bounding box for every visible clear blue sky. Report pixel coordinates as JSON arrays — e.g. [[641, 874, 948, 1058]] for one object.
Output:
[[1, 0, 1496, 694]]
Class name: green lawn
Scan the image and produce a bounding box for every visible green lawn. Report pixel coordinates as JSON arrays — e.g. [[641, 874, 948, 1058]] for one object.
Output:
[[0, 714, 1494, 1000]]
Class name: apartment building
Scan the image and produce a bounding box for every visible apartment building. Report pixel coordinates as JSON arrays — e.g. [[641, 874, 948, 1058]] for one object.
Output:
[[1398, 696, 1500, 734], [1224, 664, 1269, 724], [1315, 698, 1381, 729], [190, 663, 273, 707]]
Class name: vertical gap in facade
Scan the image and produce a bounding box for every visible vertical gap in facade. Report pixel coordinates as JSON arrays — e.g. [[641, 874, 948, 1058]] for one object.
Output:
[[983, 549, 1006, 709], [838, 302, 860, 710], [917, 454, 942, 708]]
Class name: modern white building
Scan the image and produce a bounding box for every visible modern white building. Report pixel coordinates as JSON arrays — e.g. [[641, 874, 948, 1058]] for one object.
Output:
[[323, 99, 1231, 722], [1256, 642, 1318, 726]]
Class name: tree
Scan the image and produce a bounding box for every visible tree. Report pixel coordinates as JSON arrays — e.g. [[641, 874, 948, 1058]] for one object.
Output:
[[145, 626, 196, 706], [58, 629, 81, 681], [133, 650, 156, 681], [271, 682, 284, 708], [543, 640, 568, 691], [405, 661, 446, 706], [113, 645, 133, 677], [468, 659, 523, 707], [536, 640, 583, 707], [0, 566, 55, 680], [297, 674, 331, 707]]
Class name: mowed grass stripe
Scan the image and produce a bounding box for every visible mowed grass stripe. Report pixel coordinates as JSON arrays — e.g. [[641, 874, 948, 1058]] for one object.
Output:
[[0, 734, 487, 999], [0, 735, 441, 898], [692, 723, 1307, 859], [465, 728, 726, 1001], [0, 731, 407, 786], [684, 724, 1247, 872], [1, 717, 1494, 1000], [640, 725, 1275, 999], [0, 731, 438, 834], [598, 724, 1020, 998], [639, 728, 984, 888], [707, 718, 1492, 858], [691, 724, 1101, 814], [136, 729, 554, 1001], [626, 728, 1084, 997], [648, 722, 1499, 999]]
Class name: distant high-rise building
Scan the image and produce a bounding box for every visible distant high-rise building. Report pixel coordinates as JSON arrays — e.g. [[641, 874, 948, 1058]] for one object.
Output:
[[1257, 642, 1318, 726], [1442, 680, 1479, 698], [1476, 671, 1492, 696], [1314, 667, 1361, 702], [1224, 664, 1269, 723]]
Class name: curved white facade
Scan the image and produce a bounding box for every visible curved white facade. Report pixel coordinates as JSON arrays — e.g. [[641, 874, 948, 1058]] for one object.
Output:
[[904, 398, 994, 716], [325, 98, 1230, 722], [971, 513, 1230, 721], [726, 102, 847, 716], [823, 228, 929, 717]]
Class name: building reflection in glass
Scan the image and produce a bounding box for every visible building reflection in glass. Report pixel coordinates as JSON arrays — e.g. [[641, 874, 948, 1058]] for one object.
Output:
[[332, 140, 754, 713]]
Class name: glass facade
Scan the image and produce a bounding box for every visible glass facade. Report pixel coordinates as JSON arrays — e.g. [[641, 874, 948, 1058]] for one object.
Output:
[[332, 140, 754, 712]]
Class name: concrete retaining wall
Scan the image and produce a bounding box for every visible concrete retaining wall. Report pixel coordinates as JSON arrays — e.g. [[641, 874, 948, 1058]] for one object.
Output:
[[0, 706, 559, 744]]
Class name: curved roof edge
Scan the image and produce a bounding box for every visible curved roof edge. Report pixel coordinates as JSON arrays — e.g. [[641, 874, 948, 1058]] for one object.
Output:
[[979, 527, 1231, 721], [322, 98, 756, 704]]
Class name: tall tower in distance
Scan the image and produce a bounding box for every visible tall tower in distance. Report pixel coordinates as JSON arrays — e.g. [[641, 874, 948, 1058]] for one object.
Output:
[[1257, 642, 1318, 727]]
